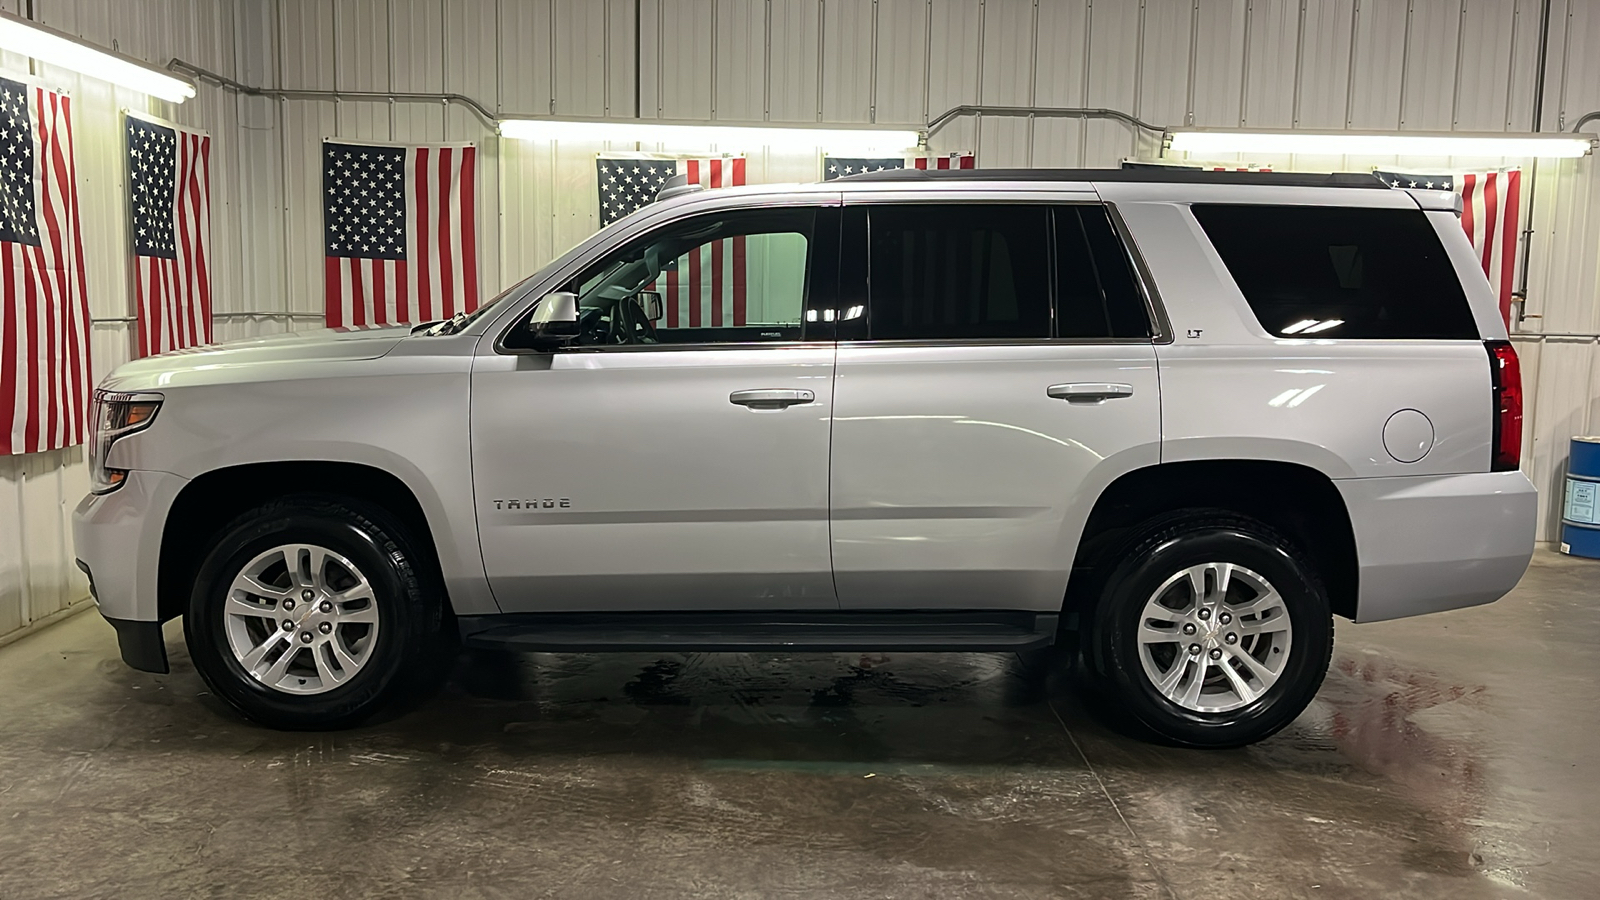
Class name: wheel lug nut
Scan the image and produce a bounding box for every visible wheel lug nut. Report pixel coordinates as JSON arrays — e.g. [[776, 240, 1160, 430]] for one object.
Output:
[[319, 601, 333, 614], [1219, 612, 1232, 625], [300, 631, 314, 643], [301, 589, 314, 602], [281, 620, 294, 631], [1225, 633, 1238, 645], [1188, 643, 1201, 655], [1197, 608, 1211, 620], [282, 599, 294, 611], [319, 622, 332, 634], [1182, 623, 1196, 635], [1209, 648, 1223, 660]]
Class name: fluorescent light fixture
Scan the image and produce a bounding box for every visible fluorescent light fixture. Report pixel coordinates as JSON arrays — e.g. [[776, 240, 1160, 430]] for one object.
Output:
[[1169, 128, 1593, 159], [0, 11, 196, 102], [500, 117, 920, 154]]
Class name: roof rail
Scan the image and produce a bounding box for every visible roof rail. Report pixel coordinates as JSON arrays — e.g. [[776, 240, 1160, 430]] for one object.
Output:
[[833, 167, 1389, 189]]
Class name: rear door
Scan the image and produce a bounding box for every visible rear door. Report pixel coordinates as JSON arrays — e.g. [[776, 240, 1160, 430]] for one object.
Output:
[[828, 198, 1163, 612]]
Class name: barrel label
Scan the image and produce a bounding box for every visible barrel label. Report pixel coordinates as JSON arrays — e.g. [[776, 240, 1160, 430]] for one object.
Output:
[[1565, 478, 1599, 525]]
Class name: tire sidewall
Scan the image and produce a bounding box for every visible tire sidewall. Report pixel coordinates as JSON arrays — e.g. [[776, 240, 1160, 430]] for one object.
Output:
[[1096, 524, 1332, 747], [185, 505, 420, 729]]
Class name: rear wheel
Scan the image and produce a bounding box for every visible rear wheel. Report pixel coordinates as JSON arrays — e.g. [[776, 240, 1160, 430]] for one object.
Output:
[[1081, 512, 1332, 748], [184, 495, 442, 730]]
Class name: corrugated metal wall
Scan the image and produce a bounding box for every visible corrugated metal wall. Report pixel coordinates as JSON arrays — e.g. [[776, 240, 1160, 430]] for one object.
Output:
[[3, 0, 1598, 640], [0, 0, 261, 638]]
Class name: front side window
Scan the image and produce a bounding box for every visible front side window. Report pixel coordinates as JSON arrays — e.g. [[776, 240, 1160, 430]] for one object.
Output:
[[532, 208, 819, 347], [1192, 204, 1478, 339], [865, 205, 1052, 340]]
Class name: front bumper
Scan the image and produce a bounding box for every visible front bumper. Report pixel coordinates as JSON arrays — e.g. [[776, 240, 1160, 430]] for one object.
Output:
[[72, 469, 190, 671], [1338, 470, 1538, 622]]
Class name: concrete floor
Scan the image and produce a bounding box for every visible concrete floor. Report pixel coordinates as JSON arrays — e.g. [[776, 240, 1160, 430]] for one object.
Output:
[[1, 550, 1596, 900]]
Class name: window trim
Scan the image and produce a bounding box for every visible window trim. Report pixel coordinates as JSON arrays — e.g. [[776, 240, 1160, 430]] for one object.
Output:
[[841, 198, 1169, 346], [1104, 202, 1173, 344]]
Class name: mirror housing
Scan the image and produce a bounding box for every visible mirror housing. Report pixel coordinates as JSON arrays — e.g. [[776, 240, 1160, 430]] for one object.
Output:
[[522, 291, 581, 350], [640, 291, 664, 322]]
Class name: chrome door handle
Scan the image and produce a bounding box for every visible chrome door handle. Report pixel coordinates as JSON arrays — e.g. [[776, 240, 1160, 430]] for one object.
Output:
[[1047, 383, 1134, 403], [730, 388, 815, 409]]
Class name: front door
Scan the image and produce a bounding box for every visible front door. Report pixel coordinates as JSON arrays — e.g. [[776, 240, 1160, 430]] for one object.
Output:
[[472, 205, 840, 611], [829, 201, 1163, 611]]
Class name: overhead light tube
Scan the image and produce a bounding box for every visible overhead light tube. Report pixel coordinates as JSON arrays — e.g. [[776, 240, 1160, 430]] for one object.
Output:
[[1168, 128, 1593, 159], [499, 117, 921, 155], [0, 11, 196, 103]]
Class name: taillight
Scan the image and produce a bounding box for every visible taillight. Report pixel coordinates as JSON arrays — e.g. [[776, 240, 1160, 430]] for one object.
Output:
[[1486, 341, 1522, 472]]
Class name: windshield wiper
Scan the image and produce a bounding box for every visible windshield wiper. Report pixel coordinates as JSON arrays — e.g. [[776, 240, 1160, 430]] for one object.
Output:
[[433, 312, 470, 335]]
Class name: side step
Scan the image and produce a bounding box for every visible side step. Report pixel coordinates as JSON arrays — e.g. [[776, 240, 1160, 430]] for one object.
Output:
[[458, 611, 1059, 653]]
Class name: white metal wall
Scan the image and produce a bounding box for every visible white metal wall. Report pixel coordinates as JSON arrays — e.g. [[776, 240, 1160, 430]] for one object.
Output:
[[3, 0, 1599, 640], [0, 0, 263, 638]]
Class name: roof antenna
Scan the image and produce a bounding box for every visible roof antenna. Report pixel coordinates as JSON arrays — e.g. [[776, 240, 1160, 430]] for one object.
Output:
[[656, 173, 704, 202]]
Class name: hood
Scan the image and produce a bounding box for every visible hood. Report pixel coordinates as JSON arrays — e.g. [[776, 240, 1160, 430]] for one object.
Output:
[[98, 325, 415, 391]]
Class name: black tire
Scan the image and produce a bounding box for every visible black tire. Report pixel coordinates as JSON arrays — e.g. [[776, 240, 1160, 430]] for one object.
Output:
[[183, 494, 442, 730], [1080, 511, 1333, 748]]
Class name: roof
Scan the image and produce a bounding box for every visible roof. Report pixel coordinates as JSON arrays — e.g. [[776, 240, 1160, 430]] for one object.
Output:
[[832, 167, 1390, 189]]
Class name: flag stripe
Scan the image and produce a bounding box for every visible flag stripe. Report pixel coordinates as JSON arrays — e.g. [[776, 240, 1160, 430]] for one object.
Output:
[[1500, 171, 1521, 325], [460, 146, 478, 313]]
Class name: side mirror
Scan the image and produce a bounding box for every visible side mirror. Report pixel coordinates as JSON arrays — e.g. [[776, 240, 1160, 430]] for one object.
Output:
[[523, 291, 580, 350], [640, 291, 664, 322]]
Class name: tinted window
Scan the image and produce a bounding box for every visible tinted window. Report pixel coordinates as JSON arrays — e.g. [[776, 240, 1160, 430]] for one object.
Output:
[[558, 208, 817, 346], [1055, 206, 1152, 339], [866, 205, 1051, 340], [1193, 204, 1477, 339]]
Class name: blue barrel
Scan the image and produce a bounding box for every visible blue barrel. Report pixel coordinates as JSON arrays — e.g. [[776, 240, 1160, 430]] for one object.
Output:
[[1561, 437, 1600, 558]]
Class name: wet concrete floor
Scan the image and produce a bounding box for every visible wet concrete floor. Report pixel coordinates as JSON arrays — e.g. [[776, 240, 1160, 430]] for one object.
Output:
[[1, 548, 1596, 899]]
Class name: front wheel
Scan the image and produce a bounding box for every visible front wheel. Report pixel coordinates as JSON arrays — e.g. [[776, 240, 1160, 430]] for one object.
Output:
[[1081, 512, 1333, 748], [184, 495, 442, 730]]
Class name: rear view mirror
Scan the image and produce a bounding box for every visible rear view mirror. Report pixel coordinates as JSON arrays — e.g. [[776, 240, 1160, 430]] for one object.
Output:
[[640, 291, 664, 322]]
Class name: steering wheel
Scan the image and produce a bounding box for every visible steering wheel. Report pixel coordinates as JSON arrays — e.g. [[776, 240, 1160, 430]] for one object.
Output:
[[606, 295, 659, 345]]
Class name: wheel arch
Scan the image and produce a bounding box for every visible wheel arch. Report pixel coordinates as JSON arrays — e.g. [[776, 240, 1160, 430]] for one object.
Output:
[[1068, 459, 1359, 620], [157, 461, 447, 623]]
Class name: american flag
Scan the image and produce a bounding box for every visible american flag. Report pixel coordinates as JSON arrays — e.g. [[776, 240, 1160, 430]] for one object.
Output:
[[596, 155, 748, 328], [0, 77, 89, 456], [323, 140, 478, 328], [822, 152, 976, 179], [1376, 169, 1522, 326], [127, 115, 211, 357]]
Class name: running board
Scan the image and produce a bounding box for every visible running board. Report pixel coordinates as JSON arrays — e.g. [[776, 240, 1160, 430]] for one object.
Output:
[[457, 611, 1058, 653]]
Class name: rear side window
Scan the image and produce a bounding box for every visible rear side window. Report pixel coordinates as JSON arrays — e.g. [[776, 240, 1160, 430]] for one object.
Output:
[[1192, 204, 1478, 339], [866, 205, 1051, 339], [1056, 206, 1153, 339]]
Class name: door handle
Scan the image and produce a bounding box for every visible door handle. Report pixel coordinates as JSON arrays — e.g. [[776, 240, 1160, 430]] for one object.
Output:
[[730, 388, 815, 409], [1047, 383, 1135, 403]]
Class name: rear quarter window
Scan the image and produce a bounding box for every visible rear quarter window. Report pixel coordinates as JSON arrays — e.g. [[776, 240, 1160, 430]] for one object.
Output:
[[1192, 204, 1479, 340]]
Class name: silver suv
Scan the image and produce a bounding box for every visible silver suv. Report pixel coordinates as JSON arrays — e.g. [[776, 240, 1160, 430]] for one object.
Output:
[[73, 169, 1537, 747]]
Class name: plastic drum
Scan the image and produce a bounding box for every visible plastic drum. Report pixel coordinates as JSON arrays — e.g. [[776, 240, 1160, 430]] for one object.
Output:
[[1560, 437, 1600, 558]]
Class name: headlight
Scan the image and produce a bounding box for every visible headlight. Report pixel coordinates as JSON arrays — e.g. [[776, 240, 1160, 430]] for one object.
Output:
[[89, 391, 162, 494]]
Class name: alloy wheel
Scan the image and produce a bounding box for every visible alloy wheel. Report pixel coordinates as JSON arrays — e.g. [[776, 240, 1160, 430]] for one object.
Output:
[[222, 543, 381, 695], [1134, 561, 1293, 713]]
